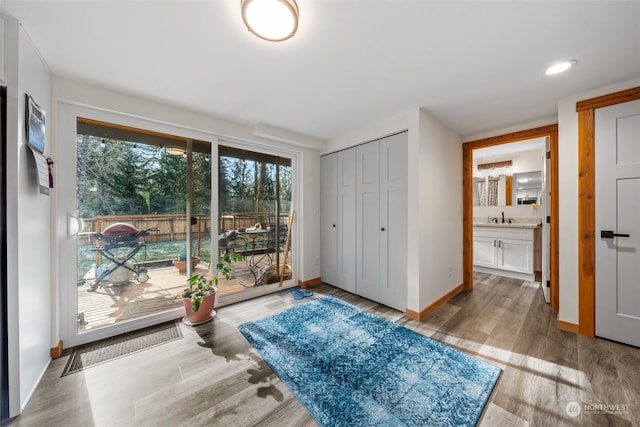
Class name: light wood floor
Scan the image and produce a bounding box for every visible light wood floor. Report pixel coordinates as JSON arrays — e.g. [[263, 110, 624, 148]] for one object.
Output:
[[5, 273, 640, 426]]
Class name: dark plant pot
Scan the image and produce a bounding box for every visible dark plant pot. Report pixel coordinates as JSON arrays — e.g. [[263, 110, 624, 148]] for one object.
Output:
[[182, 291, 216, 325]]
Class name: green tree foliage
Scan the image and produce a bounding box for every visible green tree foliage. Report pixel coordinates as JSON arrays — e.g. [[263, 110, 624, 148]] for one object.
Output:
[[77, 136, 212, 218], [76, 135, 291, 220], [218, 156, 287, 214], [148, 150, 187, 214]]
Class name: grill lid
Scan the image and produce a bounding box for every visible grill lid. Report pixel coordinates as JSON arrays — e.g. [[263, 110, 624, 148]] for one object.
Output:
[[102, 223, 138, 238]]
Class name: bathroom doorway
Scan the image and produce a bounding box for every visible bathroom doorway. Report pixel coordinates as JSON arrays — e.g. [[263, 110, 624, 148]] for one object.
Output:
[[462, 125, 559, 310]]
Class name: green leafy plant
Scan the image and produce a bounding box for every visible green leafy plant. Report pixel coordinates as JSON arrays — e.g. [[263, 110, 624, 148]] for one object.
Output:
[[176, 251, 243, 312]]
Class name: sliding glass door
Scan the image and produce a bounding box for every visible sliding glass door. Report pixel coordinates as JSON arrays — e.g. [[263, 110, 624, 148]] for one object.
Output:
[[59, 104, 298, 346]]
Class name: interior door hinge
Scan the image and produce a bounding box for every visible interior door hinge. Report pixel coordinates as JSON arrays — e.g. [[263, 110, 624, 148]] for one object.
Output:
[[546, 151, 551, 159], [546, 280, 551, 288], [546, 216, 551, 224]]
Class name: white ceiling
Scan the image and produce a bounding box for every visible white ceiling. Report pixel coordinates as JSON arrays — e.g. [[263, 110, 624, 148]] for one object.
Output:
[[2, 1, 640, 143]]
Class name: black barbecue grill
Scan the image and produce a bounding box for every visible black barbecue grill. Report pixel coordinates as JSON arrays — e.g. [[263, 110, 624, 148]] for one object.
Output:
[[88, 223, 159, 292]]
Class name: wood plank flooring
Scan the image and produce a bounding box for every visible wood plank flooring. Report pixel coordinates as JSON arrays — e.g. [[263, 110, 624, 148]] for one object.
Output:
[[5, 273, 640, 426]]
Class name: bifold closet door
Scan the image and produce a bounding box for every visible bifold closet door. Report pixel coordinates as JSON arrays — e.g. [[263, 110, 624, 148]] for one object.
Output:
[[321, 150, 356, 292], [379, 133, 408, 311], [356, 132, 408, 310]]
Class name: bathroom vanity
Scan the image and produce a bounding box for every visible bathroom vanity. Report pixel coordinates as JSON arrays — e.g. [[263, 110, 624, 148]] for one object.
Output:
[[473, 223, 540, 281]]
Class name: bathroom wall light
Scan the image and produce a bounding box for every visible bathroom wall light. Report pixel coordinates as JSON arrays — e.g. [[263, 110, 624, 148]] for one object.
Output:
[[545, 60, 577, 75], [241, 0, 299, 42]]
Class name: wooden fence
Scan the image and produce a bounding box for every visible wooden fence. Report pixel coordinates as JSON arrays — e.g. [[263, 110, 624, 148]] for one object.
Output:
[[78, 212, 291, 247], [78, 214, 211, 247]]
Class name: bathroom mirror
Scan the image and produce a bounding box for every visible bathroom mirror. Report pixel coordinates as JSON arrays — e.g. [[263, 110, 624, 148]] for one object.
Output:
[[473, 170, 542, 207], [473, 137, 546, 207], [512, 171, 542, 205]]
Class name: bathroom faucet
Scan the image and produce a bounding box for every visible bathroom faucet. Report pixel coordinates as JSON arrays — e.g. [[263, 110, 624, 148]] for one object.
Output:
[[501, 212, 505, 223]]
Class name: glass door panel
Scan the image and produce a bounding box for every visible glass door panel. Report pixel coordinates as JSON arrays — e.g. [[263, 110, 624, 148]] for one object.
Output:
[[75, 120, 211, 333], [217, 145, 293, 298]]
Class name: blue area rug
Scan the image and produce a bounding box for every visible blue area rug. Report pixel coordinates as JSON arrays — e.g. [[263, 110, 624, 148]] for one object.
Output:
[[238, 296, 501, 426]]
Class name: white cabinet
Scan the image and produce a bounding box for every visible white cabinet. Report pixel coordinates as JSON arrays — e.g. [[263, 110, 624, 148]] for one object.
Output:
[[499, 238, 534, 274], [320, 149, 356, 293], [356, 132, 408, 311], [473, 236, 498, 268], [321, 132, 408, 311], [473, 226, 536, 281]]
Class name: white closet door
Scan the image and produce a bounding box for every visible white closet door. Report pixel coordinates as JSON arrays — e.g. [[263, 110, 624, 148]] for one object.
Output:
[[336, 149, 356, 292], [320, 154, 338, 286], [379, 132, 408, 311], [356, 142, 381, 302]]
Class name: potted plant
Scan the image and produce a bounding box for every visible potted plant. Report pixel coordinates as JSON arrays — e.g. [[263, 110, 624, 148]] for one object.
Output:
[[172, 252, 201, 274], [176, 252, 242, 325]]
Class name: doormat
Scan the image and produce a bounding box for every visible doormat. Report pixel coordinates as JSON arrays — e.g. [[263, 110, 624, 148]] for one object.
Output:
[[239, 296, 502, 427], [61, 321, 182, 376]]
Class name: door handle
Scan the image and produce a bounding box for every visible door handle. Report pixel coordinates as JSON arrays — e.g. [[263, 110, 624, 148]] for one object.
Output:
[[600, 230, 630, 238], [67, 214, 82, 237]]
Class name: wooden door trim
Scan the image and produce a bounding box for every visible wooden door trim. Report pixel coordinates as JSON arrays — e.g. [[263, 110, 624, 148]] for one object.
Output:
[[576, 86, 640, 337], [462, 124, 559, 311]]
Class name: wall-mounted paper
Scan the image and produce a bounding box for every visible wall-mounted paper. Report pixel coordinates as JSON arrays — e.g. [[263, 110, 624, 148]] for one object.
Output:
[[26, 94, 46, 153], [28, 146, 50, 195]]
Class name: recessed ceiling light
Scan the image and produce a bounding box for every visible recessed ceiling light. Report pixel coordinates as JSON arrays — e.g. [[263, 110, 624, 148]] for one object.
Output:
[[545, 60, 577, 76]]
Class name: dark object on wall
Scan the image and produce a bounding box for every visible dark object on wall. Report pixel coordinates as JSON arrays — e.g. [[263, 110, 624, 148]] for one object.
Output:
[[25, 94, 45, 153], [46, 157, 54, 188], [1, 86, 9, 418]]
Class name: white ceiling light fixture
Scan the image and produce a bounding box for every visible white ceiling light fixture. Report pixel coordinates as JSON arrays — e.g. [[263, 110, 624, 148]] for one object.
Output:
[[545, 60, 577, 76], [241, 0, 299, 42]]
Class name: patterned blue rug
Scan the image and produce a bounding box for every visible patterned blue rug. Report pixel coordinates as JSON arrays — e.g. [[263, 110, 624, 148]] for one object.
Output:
[[238, 296, 501, 427]]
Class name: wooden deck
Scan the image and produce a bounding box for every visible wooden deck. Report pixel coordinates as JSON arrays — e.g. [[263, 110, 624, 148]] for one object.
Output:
[[77, 255, 290, 332]]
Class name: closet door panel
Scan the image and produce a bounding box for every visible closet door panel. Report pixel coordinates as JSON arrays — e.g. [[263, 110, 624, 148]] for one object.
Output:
[[356, 142, 380, 301], [336, 149, 356, 292], [379, 133, 408, 311], [320, 154, 338, 285]]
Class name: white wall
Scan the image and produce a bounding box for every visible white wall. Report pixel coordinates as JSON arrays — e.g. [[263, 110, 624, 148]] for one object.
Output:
[[556, 77, 640, 325], [327, 107, 463, 313], [473, 148, 543, 175], [511, 150, 544, 174], [417, 109, 463, 310], [4, 16, 53, 416]]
